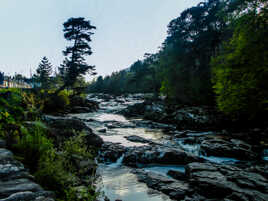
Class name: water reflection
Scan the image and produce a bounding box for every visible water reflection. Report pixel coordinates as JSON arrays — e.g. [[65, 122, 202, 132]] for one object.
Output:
[[97, 164, 172, 201]]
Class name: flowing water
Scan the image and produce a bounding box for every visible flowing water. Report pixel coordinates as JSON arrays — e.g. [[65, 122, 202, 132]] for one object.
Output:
[[69, 94, 250, 201]]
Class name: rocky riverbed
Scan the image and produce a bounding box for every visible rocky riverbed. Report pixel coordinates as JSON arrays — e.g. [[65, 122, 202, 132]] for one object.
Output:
[[67, 93, 268, 201]]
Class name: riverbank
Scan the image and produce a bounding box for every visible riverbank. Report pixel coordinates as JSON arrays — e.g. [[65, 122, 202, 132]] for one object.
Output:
[[0, 89, 102, 201]]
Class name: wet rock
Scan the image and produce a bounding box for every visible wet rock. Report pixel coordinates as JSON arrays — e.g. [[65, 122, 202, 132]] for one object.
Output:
[[133, 120, 176, 131], [246, 163, 268, 179], [200, 138, 258, 160], [0, 178, 46, 199], [173, 107, 224, 130], [0, 158, 31, 181], [117, 102, 146, 117], [84, 132, 103, 148], [45, 117, 92, 132], [0, 191, 54, 201], [104, 197, 110, 201], [134, 170, 192, 200], [99, 142, 127, 163], [143, 103, 167, 122], [123, 145, 203, 167], [124, 135, 151, 144], [104, 121, 135, 129], [44, 116, 103, 147], [167, 170, 186, 180], [0, 147, 54, 201], [97, 128, 107, 133], [185, 162, 268, 200]]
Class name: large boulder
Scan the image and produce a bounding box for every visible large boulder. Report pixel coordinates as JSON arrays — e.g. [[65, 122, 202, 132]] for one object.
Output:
[[134, 170, 192, 200], [200, 138, 258, 160], [124, 135, 151, 144], [123, 145, 203, 167], [118, 102, 147, 117], [98, 142, 127, 163], [0, 146, 54, 201], [43, 116, 103, 147], [185, 162, 268, 201], [173, 106, 224, 130]]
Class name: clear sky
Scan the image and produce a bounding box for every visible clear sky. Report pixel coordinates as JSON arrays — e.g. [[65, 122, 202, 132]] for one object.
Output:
[[0, 0, 200, 79]]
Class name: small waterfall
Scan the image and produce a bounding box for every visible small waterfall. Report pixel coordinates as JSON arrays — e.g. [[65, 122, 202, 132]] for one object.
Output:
[[109, 154, 125, 168]]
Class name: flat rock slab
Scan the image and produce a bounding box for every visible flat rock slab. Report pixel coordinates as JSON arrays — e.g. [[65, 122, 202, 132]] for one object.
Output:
[[0, 178, 43, 198], [0, 147, 54, 201], [124, 135, 151, 144], [185, 162, 268, 201], [123, 145, 203, 167], [0, 191, 54, 201], [134, 170, 192, 200]]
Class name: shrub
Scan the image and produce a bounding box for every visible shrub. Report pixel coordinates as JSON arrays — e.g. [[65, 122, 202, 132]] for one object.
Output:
[[62, 132, 94, 160], [14, 122, 53, 172], [35, 132, 98, 200], [44, 90, 70, 113], [35, 148, 73, 196]]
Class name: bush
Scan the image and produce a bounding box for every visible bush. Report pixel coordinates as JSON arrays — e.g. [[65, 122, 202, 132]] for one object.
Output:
[[14, 122, 53, 172], [62, 132, 94, 160], [35, 148, 73, 196], [44, 90, 70, 113], [35, 132, 98, 200]]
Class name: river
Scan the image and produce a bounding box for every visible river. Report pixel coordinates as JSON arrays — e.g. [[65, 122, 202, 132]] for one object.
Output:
[[69, 94, 268, 201]]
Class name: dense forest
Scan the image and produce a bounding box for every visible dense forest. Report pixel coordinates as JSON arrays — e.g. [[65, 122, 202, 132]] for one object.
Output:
[[88, 0, 268, 119]]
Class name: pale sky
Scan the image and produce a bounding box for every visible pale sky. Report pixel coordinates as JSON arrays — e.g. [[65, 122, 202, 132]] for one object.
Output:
[[0, 0, 200, 79]]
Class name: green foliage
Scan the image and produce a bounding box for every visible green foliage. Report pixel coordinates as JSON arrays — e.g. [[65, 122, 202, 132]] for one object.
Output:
[[14, 123, 53, 172], [62, 132, 94, 159], [58, 17, 96, 92], [35, 57, 53, 89], [35, 148, 72, 195], [61, 186, 98, 201], [211, 5, 268, 119], [88, 54, 161, 95], [156, 0, 228, 105], [44, 90, 70, 113], [0, 89, 26, 145], [35, 132, 97, 200], [0, 89, 98, 200]]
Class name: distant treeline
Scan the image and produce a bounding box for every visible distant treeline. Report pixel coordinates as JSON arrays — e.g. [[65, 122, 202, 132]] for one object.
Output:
[[88, 0, 267, 119]]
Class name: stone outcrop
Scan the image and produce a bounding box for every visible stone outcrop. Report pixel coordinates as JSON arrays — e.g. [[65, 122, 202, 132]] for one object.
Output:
[[43, 116, 103, 148], [0, 140, 54, 201], [184, 162, 268, 201], [119, 101, 225, 130], [134, 169, 192, 200], [200, 138, 258, 160], [123, 145, 203, 167]]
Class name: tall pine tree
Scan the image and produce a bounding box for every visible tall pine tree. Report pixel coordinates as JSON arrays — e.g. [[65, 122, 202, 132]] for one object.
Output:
[[36, 57, 52, 89], [58, 17, 96, 92]]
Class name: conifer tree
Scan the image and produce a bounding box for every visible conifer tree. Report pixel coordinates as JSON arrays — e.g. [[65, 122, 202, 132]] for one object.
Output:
[[58, 17, 96, 92], [36, 57, 52, 89]]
